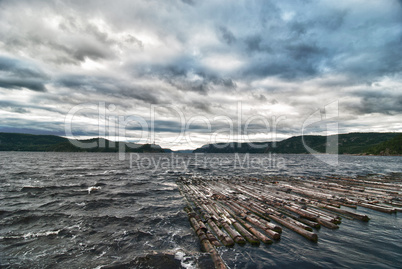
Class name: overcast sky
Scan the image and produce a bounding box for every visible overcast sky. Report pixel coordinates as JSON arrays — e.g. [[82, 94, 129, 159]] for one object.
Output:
[[1, 0, 401, 150]]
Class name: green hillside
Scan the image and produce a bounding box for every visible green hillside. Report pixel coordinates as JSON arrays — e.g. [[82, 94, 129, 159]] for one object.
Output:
[[0, 133, 165, 153], [0, 133, 67, 151], [193, 132, 401, 154], [366, 134, 402, 155]]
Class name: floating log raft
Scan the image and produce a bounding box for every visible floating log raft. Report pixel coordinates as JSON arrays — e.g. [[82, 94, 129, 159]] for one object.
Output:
[[177, 173, 401, 269]]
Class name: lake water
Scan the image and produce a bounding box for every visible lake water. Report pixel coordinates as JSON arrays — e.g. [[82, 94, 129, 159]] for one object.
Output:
[[1, 152, 401, 268]]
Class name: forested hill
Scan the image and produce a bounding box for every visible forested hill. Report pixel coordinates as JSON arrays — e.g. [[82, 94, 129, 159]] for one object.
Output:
[[366, 134, 402, 155], [0, 133, 165, 153], [1, 132, 400, 154], [193, 132, 401, 155]]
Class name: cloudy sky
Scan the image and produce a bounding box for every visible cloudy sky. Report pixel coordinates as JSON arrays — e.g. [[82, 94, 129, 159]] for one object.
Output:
[[1, 0, 401, 150]]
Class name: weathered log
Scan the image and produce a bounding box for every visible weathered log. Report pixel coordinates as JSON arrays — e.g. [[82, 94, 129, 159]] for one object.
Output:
[[268, 214, 318, 242], [242, 213, 281, 240], [317, 217, 339, 229], [202, 239, 227, 269], [220, 203, 272, 244], [359, 203, 397, 214], [207, 203, 247, 245], [209, 202, 257, 244], [231, 221, 260, 245], [230, 201, 282, 233], [207, 219, 234, 247], [183, 208, 226, 269], [236, 217, 272, 244], [319, 204, 370, 222], [297, 217, 321, 229], [223, 200, 281, 239], [284, 205, 318, 221], [206, 230, 222, 247]]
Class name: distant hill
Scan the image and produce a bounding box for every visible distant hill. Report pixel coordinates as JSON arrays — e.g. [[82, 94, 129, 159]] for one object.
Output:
[[174, 150, 194, 153], [193, 142, 270, 154], [0, 133, 165, 153], [366, 134, 402, 155], [193, 132, 401, 155]]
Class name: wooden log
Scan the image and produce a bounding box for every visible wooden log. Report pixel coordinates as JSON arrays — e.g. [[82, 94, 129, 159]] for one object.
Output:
[[230, 200, 282, 233], [223, 200, 281, 239], [284, 205, 318, 221], [359, 203, 397, 214], [319, 204, 370, 222], [206, 203, 247, 245], [274, 209, 314, 232], [317, 217, 339, 229], [306, 206, 342, 224], [206, 230, 222, 247], [210, 202, 254, 243], [221, 222, 246, 244], [268, 214, 318, 242], [202, 239, 227, 269], [207, 219, 234, 247], [236, 217, 272, 244], [184, 206, 222, 246], [297, 217, 321, 229], [238, 201, 318, 242], [242, 213, 281, 240], [220, 203, 272, 244], [184, 208, 227, 268], [232, 221, 260, 245], [214, 203, 261, 245], [185, 194, 234, 247]]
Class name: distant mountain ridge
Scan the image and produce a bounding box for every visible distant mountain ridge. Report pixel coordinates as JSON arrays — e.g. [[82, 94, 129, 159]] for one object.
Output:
[[0, 132, 165, 153], [193, 132, 401, 155], [1, 132, 400, 155]]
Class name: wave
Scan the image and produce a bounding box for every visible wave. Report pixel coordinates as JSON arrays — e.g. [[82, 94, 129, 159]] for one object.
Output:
[[1, 230, 61, 240]]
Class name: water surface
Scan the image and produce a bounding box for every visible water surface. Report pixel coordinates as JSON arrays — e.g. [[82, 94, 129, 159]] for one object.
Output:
[[1, 152, 401, 268]]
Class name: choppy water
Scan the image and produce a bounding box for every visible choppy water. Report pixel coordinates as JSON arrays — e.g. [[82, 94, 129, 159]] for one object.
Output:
[[0, 152, 401, 268]]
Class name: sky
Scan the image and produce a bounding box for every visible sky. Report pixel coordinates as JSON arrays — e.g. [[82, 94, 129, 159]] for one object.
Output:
[[0, 0, 402, 150]]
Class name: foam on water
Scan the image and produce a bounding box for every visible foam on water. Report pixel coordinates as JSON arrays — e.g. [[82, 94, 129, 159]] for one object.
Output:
[[174, 249, 197, 269]]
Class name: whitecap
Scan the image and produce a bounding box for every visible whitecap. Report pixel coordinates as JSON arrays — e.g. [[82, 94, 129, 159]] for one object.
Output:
[[174, 249, 197, 269], [87, 186, 101, 194], [22, 230, 61, 239]]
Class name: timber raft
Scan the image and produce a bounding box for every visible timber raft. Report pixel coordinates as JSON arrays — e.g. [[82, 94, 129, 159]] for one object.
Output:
[[177, 174, 402, 269]]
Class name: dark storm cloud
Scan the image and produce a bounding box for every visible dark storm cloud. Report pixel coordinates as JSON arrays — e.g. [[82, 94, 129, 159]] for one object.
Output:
[[0, 101, 29, 113], [0, 56, 48, 91], [0, 126, 66, 136], [0, 57, 46, 78], [0, 99, 66, 115], [217, 26, 237, 45], [181, 0, 195, 6], [56, 74, 161, 104], [348, 90, 402, 115], [0, 117, 65, 132], [244, 35, 271, 53], [128, 61, 236, 94], [0, 78, 46, 92]]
